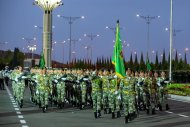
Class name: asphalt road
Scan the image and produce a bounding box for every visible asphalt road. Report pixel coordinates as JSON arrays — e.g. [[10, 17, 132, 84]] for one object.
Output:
[[1, 85, 190, 127]]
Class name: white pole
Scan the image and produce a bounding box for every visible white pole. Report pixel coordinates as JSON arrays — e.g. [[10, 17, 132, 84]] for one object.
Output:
[[169, 0, 173, 81]]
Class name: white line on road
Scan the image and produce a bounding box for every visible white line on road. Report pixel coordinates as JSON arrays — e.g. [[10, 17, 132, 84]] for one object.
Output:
[[20, 120, 26, 124], [22, 125, 28, 127], [18, 115, 24, 118], [13, 105, 18, 108], [165, 110, 189, 118], [5, 85, 28, 127], [15, 108, 19, 111], [16, 111, 21, 114], [165, 111, 173, 114], [178, 114, 189, 118]]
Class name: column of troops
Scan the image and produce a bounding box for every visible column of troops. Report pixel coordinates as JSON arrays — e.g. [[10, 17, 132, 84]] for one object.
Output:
[[7, 66, 170, 124]]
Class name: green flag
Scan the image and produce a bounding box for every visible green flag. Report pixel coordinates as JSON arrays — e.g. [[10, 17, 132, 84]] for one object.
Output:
[[146, 57, 151, 71], [112, 20, 126, 78], [39, 52, 45, 69]]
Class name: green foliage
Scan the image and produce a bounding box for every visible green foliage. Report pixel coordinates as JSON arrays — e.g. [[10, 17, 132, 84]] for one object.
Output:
[[167, 84, 190, 96]]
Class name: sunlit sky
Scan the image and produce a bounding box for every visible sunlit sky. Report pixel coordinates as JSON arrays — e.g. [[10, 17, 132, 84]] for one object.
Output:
[[0, 0, 190, 63]]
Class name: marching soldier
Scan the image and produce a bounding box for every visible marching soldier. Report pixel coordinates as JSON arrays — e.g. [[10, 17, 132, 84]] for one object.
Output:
[[91, 70, 102, 118], [137, 71, 145, 111], [121, 68, 137, 124], [10, 66, 26, 108], [109, 74, 121, 119], [102, 70, 111, 114], [160, 71, 170, 110], [37, 68, 50, 113], [56, 69, 67, 108], [149, 71, 157, 115]]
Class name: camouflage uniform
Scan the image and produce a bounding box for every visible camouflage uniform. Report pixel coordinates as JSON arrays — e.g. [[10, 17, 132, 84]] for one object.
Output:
[[91, 72, 102, 118], [37, 69, 50, 113], [109, 76, 121, 119], [102, 74, 110, 114]]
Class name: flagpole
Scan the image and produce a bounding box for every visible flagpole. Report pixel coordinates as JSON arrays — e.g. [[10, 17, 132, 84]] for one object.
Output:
[[169, 0, 173, 81]]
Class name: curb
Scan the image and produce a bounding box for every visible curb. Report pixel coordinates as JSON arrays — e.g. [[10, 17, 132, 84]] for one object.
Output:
[[169, 94, 190, 102]]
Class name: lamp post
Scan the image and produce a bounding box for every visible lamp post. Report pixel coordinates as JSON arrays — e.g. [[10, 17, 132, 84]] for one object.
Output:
[[57, 14, 84, 67], [60, 41, 66, 63], [29, 45, 37, 59], [34, 0, 63, 68], [67, 38, 81, 56], [165, 27, 182, 51], [106, 26, 124, 35], [22, 37, 36, 44], [84, 33, 99, 62], [136, 14, 160, 60], [72, 51, 76, 62], [84, 45, 92, 61], [122, 41, 130, 60], [169, 0, 173, 81], [151, 50, 155, 63]]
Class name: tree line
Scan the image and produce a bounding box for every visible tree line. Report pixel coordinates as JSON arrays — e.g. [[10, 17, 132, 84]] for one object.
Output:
[[0, 48, 189, 72]]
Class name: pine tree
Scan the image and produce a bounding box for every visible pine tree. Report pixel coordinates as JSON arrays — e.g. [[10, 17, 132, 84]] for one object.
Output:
[[161, 49, 168, 70], [139, 52, 145, 71], [154, 51, 159, 70], [134, 53, 139, 71], [174, 50, 178, 70]]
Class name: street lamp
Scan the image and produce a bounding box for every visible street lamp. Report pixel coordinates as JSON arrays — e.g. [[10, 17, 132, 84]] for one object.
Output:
[[28, 45, 37, 59], [136, 14, 160, 60], [165, 27, 182, 49], [151, 50, 155, 63], [22, 37, 36, 43], [67, 38, 81, 54], [84, 33, 99, 62], [84, 45, 92, 61], [34, 0, 63, 68], [72, 51, 76, 61], [60, 41, 66, 63], [57, 14, 84, 67], [106, 26, 124, 35]]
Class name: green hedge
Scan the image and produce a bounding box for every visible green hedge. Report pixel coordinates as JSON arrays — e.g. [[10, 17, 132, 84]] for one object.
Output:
[[167, 84, 190, 96]]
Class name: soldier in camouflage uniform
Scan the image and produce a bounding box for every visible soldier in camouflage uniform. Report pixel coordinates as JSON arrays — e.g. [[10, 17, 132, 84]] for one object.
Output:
[[102, 70, 111, 114], [160, 71, 170, 110], [91, 70, 102, 118], [10, 66, 26, 108], [37, 68, 50, 112], [109, 74, 121, 119], [120, 68, 137, 123], [149, 71, 157, 115], [136, 71, 145, 111], [56, 69, 67, 108]]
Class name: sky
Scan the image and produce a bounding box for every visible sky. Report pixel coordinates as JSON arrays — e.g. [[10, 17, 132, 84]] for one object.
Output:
[[0, 0, 190, 63]]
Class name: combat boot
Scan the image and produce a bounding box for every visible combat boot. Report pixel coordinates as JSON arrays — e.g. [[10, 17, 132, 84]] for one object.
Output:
[[108, 108, 111, 114], [112, 112, 115, 119], [146, 108, 149, 114], [125, 115, 129, 124], [157, 104, 162, 111], [166, 104, 170, 110], [117, 111, 121, 118], [62, 102, 64, 107], [152, 108, 156, 115], [20, 99, 23, 108], [104, 108, 107, 114], [98, 110, 101, 117], [94, 112, 97, 118], [129, 113, 132, 121], [42, 107, 46, 113]]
